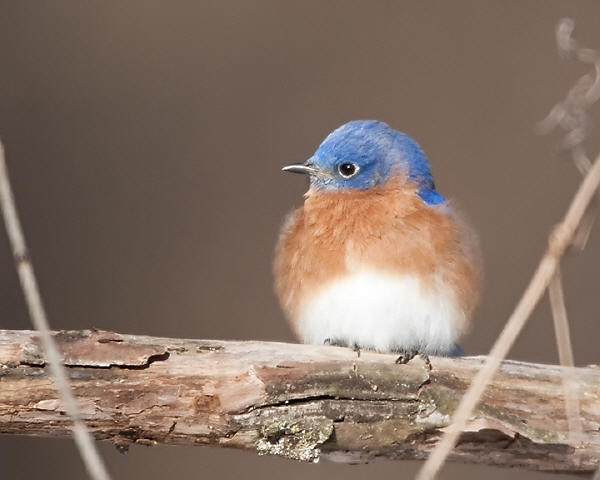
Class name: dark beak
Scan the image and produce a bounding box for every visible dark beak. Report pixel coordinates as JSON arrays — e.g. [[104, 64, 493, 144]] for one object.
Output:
[[282, 163, 317, 175]]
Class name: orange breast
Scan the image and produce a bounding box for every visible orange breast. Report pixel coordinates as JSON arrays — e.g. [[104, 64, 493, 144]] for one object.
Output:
[[273, 178, 481, 338]]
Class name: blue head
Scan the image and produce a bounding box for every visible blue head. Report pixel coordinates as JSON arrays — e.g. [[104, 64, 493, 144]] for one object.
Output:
[[283, 120, 444, 205]]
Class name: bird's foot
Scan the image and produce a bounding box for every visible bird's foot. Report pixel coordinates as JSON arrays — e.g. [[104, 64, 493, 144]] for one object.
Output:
[[394, 349, 417, 364], [395, 350, 432, 371]]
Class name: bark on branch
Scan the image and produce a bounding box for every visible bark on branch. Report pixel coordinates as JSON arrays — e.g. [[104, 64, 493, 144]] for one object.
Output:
[[0, 329, 599, 472]]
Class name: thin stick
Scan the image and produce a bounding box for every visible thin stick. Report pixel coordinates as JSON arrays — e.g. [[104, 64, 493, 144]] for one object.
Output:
[[415, 150, 600, 480], [0, 142, 111, 480], [539, 19, 600, 252], [548, 268, 583, 441]]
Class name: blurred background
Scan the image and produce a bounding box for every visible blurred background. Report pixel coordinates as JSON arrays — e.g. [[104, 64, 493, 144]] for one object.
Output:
[[1, 1, 599, 479]]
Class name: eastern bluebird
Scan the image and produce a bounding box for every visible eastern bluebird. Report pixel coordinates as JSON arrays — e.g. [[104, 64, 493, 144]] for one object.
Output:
[[274, 120, 481, 358]]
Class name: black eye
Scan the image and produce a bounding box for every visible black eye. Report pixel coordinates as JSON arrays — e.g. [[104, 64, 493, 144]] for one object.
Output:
[[338, 163, 358, 178]]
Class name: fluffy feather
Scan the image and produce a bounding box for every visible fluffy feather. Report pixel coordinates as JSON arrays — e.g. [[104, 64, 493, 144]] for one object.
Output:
[[273, 177, 481, 354]]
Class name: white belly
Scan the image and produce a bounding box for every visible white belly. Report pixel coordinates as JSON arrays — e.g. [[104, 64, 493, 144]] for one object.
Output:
[[296, 269, 464, 354]]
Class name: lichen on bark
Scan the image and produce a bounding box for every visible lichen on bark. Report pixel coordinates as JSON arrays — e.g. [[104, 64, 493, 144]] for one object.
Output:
[[256, 415, 334, 462]]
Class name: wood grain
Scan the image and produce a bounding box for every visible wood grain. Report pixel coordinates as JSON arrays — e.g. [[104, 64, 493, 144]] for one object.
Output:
[[0, 329, 598, 472]]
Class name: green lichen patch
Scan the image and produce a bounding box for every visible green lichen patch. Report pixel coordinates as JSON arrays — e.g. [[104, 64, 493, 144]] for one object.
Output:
[[256, 416, 334, 463]]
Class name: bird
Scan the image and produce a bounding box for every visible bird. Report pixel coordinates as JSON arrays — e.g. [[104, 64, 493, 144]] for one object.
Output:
[[273, 120, 481, 359]]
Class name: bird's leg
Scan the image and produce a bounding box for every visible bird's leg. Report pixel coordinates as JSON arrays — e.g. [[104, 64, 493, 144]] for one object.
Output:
[[419, 353, 432, 371]]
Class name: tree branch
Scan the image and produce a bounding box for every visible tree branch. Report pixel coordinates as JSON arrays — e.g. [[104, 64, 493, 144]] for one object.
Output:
[[0, 329, 599, 472]]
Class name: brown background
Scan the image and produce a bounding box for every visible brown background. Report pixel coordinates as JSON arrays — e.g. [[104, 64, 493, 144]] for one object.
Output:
[[1, 1, 599, 479]]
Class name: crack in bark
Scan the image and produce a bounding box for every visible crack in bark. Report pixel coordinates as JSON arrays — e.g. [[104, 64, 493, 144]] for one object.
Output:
[[255, 380, 431, 412], [19, 351, 170, 370], [251, 366, 432, 416]]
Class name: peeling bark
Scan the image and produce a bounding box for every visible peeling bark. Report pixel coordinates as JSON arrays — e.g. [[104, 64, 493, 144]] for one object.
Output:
[[0, 329, 599, 472]]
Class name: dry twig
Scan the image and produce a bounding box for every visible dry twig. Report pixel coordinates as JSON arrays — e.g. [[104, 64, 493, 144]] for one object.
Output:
[[539, 16, 600, 448], [548, 269, 583, 441], [540, 17, 600, 249], [0, 143, 111, 480], [416, 19, 600, 480]]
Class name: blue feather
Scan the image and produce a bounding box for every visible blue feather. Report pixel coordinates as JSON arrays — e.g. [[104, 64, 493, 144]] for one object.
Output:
[[309, 120, 444, 205]]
